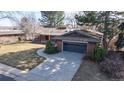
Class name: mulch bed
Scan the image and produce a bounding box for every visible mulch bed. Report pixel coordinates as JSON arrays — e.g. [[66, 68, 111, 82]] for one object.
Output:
[[72, 51, 124, 81], [100, 51, 124, 80], [72, 59, 110, 81]]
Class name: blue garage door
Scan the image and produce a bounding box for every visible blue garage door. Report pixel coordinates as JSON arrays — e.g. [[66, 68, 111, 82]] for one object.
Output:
[[63, 42, 87, 53]]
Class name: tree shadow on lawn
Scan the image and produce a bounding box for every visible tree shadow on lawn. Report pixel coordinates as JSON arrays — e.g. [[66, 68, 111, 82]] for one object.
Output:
[[0, 48, 46, 71]]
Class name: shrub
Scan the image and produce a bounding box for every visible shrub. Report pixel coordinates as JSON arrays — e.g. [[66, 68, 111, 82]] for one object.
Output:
[[90, 45, 108, 62], [44, 40, 59, 54], [100, 59, 124, 79], [18, 37, 22, 42]]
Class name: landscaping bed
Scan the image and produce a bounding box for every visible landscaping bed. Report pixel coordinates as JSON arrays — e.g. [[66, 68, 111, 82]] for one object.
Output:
[[72, 51, 124, 81], [0, 43, 46, 71], [72, 59, 110, 81], [100, 51, 124, 80]]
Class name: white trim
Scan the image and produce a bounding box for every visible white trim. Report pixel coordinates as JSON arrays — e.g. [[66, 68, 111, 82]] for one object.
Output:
[[63, 40, 88, 43], [62, 40, 88, 52]]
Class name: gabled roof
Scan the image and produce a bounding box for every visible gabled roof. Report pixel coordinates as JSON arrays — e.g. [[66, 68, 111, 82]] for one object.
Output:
[[36, 26, 103, 37], [36, 27, 69, 36], [53, 30, 102, 43], [63, 30, 101, 39], [74, 28, 103, 38]]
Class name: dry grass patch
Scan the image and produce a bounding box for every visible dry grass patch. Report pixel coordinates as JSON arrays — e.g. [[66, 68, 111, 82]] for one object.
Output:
[[0, 43, 46, 71], [0, 42, 45, 54]]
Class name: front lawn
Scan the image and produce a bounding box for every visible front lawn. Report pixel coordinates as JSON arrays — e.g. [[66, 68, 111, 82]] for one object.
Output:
[[0, 42, 45, 54], [0, 43, 46, 71]]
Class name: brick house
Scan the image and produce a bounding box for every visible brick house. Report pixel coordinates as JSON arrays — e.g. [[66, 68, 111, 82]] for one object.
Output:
[[34, 27, 69, 43], [52, 29, 103, 55], [35, 27, 103, 55], [0, 30, 24, 44]]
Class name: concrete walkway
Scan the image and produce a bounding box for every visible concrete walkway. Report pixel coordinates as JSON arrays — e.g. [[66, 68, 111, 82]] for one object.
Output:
[[0, 74, 15, 81], [0, 49, 83, 81]]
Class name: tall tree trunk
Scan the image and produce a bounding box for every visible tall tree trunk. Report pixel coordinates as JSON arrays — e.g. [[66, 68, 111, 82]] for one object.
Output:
[[103, 11, 110, 49]]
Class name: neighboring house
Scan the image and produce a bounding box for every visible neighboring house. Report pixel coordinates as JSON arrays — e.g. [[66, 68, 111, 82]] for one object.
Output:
[[34, 27, 69, 43], [52, 29, 103, 55], [0, 30, 24, 44]]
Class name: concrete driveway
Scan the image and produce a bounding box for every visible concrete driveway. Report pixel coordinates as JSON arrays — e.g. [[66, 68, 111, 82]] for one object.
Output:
[[0, 49, 83, 81], [27, 49, 83, 81], [0, 74, 15, 81]]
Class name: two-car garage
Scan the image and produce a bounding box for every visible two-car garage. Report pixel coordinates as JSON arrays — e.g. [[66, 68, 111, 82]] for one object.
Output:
[[53, 30, 101, 55], [63, 41, 87, 53]]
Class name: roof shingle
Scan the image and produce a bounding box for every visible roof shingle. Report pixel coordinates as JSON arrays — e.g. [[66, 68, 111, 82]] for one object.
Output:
[[0, 30, 24, 36]]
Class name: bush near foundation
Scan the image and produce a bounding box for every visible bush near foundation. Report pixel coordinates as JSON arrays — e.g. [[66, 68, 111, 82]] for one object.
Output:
[[44, 40, 59, 54], [90, 45, 108, 62]]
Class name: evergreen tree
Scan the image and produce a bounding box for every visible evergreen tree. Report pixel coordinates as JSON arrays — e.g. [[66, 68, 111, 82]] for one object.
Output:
[[39, 11, 65, 27]]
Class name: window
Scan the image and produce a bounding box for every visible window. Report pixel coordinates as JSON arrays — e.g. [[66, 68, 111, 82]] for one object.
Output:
[[45, 36, 49, 40]]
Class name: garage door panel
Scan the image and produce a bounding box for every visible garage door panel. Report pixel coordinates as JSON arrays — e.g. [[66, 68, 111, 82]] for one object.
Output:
[[63, 42, 86, 53]]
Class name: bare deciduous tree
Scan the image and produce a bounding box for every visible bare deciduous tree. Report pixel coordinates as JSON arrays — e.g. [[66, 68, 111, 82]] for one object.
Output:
[[20, 13, 38, 40], [0, 11, 22, 25]]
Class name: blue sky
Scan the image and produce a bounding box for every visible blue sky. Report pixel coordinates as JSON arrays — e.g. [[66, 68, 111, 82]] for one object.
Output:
[[0, 11, 41, 26], [0, 11, 76, 26]]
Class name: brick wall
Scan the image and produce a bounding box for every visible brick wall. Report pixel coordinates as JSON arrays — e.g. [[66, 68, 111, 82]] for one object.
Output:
[[34, 35, 54, 43], [0, 35, 24, 44], [87, 42, 96, 56], [56, 40, 62, 51]]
